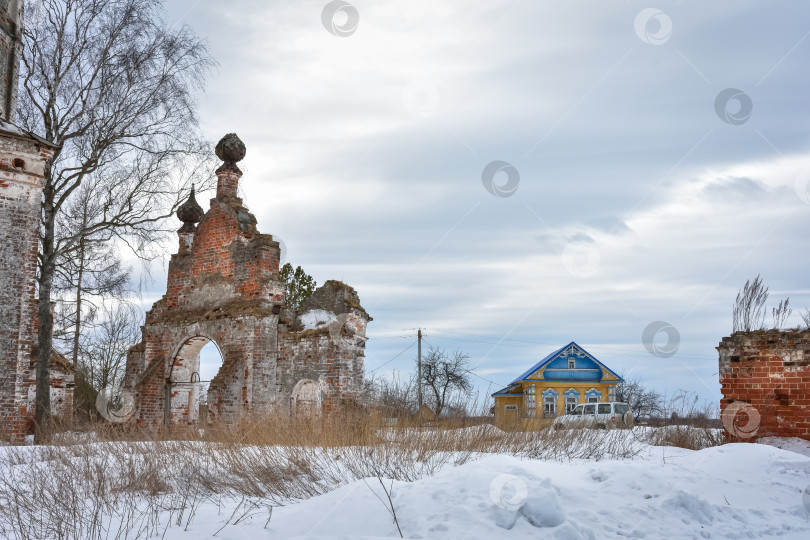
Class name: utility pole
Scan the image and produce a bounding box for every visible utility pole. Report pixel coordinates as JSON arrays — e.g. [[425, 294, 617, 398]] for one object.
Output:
[[417, 328, 422, 408]]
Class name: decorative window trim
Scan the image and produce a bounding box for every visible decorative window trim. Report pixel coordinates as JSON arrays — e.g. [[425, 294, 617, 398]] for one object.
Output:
[[525, 384, 537, 416], [541, 388, 558, 417], [563, 388, 580, 413], [585, 387, 601, 403], [568, 357, 575, 369]]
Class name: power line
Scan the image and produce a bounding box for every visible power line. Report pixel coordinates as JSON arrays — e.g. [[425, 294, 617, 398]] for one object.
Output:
[[368, 340, 416, 373]]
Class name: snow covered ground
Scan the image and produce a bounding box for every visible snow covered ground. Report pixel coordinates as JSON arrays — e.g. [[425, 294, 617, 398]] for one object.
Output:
[[180, 442, 810, 539], [1, 435, 809, 539]]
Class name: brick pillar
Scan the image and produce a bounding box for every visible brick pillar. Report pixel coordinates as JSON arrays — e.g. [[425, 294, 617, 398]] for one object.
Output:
[[0, 131, 55, 443], [216, 168, 241, 200], [178, 229, 194, 255]]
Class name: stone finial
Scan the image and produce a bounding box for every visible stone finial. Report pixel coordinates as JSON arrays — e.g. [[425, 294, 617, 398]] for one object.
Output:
[[215, 133, 246, 174], [177, 184, 204, 233]]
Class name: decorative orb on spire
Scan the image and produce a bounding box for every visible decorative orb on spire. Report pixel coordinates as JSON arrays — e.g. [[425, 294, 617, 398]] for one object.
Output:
[[215, 133, 246, 174], [177, 184, 204, 232]]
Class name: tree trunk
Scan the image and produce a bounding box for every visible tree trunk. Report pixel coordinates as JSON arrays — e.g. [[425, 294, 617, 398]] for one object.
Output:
[[35, 179, 56, 444], [71, 237, 85, 368]]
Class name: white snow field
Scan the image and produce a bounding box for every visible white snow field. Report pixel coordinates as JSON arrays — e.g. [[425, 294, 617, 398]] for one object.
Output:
[[180, 443, 810, 539], [1, 434, 809, 539]]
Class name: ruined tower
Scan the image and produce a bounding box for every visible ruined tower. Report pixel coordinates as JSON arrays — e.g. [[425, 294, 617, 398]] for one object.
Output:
[[125, 134, 370, 427], [0, 0, 72, 443]]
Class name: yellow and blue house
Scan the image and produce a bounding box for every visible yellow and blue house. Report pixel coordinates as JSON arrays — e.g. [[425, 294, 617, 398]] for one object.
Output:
[[492, 341, 623, 430]]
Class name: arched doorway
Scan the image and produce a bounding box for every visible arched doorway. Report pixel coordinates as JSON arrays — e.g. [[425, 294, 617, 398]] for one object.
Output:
[[291, 379, 321, 419], [168, 336, 224, 425]]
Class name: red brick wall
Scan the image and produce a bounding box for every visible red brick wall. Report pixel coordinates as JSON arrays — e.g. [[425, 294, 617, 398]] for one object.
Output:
[[0, 129, 56, 443], [718, 330, 810, 442]]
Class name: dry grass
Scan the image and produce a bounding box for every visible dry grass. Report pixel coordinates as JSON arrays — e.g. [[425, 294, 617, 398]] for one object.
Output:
[[0, 414, 657, 539]]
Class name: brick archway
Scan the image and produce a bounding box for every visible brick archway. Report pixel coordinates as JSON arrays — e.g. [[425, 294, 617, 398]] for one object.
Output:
[[124, 134, 371, 430], [291, 378, 322, 419], [167, 335, 225, 425]]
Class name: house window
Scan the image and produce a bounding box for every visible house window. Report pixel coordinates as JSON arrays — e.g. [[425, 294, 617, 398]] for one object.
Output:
[[587, 396, 598, 403], [568, 357, 575, 369], [608, 386, 616, 401], [525, 385, 536, 416], [543, 395, 556, 416], [566, 395, 577, 413]]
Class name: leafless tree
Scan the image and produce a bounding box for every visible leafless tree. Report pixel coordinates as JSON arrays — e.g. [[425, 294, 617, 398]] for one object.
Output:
[[81, 301, 142, 391], [20, 0, 216, 440], [732, 274, 769, 332], [615, 376, 664, 419], [772, 297, 792, 330], [53, 184, 132, 367], [419, 347, 472, 417], [361, 372, 418, 416], [73, 301, 142, 421]]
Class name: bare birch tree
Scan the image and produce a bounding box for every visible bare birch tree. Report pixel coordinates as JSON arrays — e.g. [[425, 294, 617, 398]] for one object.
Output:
[[419, 347, 472, 417], [19, 0, 215, 440]]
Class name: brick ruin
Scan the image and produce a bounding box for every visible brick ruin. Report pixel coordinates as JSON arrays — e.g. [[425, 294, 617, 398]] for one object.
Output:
[[718, 330, 810, 442], [0, 0, 75, 443], [0, 123, 75, 443], [124, 134, 370, 428]]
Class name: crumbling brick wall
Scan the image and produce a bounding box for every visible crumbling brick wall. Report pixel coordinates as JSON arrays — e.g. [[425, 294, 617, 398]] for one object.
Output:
[[718, 330, 810, 442], [0, 125, 64, 443], [125, 134, 370, 428]]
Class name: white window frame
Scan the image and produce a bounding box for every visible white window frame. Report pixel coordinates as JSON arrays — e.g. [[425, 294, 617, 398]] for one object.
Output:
[[566, 395, 577, 413], [543, 395, 556, 416], [525, 385, 536, 416], [568, 358, 575, 369]]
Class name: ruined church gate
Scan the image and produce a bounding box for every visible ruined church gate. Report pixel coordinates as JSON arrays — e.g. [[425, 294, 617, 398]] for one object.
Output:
[[124, 134, 370, 426]]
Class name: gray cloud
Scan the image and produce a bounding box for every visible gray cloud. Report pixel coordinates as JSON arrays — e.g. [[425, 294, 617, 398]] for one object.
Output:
[[154, 0, 810, 406]]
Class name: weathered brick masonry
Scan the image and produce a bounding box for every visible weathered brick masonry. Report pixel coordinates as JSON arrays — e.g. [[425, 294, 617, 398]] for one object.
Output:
[[0, 1, 75, 443], [718, 330, 810, 442], [125, 134, 370, 427], [0, 125, 74, 442]]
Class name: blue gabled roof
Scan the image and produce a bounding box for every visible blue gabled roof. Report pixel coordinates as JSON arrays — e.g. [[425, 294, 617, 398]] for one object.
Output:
[[491, 382, 521, 396], [509, 341, 623, 385]]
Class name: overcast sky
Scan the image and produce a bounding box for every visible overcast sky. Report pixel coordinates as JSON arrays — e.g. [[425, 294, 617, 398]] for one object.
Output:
[[153, 0, 810, 408]]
